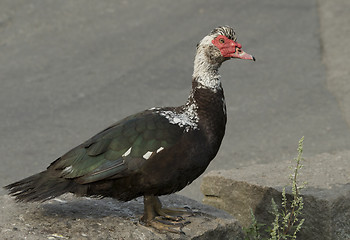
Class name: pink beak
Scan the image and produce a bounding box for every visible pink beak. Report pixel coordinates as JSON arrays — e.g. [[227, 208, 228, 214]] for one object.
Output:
[[223, 41, 255, 61], [230, 48, 255, 61]]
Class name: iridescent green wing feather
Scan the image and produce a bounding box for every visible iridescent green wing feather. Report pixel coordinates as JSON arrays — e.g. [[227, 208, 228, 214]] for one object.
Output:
[[50, 110, 183, 183]]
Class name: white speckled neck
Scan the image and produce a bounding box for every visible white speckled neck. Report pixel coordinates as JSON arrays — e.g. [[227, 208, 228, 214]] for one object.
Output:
[[192, 36, 222, 92], [158, 103, 199, 132], [151, 95, 199, 132]]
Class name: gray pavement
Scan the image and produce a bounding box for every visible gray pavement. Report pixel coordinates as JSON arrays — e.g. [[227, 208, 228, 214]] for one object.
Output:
[[0, 0, 349, 201]]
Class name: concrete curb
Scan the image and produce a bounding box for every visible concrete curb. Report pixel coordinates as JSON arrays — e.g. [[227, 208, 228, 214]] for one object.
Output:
[[201, 151, 350, 240]]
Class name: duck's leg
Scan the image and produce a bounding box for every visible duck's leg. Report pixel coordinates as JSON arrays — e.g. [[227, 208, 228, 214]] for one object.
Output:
[[141, 195, 192, 233]]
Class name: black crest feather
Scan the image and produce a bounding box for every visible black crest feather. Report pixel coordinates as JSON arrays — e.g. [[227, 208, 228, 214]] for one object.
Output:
[[210, 26, 237, 41]]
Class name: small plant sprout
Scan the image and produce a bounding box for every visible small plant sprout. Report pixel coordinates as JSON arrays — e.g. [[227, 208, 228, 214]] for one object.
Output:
[[244, 137, 306, 240]]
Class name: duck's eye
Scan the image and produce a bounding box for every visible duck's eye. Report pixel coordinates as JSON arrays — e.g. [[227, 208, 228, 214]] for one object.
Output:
[[219, 38, 225, 44]]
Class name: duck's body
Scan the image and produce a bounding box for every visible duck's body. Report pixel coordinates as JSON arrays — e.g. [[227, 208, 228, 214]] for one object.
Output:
[[5, 26, 254, 233]]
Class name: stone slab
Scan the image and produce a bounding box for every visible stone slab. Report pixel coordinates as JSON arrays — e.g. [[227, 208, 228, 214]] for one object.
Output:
[[201, 151, 350, 239]]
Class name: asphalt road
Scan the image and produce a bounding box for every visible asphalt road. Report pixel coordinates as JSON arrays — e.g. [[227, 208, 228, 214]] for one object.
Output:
[[1, 0, 349, 201]]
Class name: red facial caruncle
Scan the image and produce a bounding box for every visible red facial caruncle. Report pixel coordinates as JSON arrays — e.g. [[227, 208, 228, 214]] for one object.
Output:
[[212, 35, 255, 61]]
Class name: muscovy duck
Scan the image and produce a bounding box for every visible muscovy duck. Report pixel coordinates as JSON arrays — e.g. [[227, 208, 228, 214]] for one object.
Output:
[[4, 26, 254, 233]]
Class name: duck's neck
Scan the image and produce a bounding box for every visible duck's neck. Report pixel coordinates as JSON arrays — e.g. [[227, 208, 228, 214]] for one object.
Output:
[[182, 52, 226, 156], [183, 48, 227, 126], [191, 49, 222, 92], [184, 49, 224, 110]]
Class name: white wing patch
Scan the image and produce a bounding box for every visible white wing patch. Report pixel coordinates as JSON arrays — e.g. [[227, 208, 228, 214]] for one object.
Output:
[[143, 151, 153, 160], [156, 147, 164, 153], [122, 147, 132, 157], [141, 147, 165, 160]]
